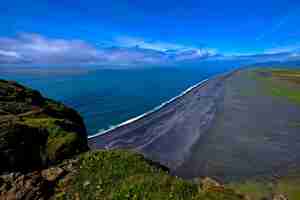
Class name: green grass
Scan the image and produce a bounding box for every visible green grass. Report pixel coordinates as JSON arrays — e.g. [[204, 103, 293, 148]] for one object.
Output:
[[65, 150, 198, 200], [44, 100, 68, 113], [20, 117, 62, 127], [270, 86, 300, 104], [251, 68, 300, 104], [47, 131, 80, 161], [227, 180, 273, 200], [55, 150, 247, 200], [276, 178, 300, 200], [20, 117, 82, 162], [227, 174, 300, 200]]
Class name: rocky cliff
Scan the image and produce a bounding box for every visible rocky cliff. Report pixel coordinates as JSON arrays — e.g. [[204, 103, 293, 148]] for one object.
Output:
[[0, 79, 89, 173]]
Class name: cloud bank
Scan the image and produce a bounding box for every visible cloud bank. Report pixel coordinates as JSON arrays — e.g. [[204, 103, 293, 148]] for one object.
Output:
[[0, 33, 99, 65], [0, 33, 299, 66], [0, 33, 217, 66]]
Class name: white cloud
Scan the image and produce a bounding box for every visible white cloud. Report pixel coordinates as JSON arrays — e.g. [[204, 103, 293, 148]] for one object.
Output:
[[172, 49, 218, 61], [0, 50, 20, 58], [113, 36, 218, 62], [0, 33, 219, 65], [0, 33, 100, 64], [264, 44, 300, 54], [114, 36, 185, 51], [2, 33, 297, 66]]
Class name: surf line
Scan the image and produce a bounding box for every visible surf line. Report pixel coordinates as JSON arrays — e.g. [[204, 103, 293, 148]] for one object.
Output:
[[88, 78, 209, 139]]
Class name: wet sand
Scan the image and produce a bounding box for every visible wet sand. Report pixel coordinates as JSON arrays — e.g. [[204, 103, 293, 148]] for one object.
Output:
[[89, 69, 300, 180]]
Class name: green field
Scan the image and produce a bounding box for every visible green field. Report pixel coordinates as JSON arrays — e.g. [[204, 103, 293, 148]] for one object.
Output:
[[55, 150, 247, 200], [227, 171, 300, 200], [253, 68, 300, 104]]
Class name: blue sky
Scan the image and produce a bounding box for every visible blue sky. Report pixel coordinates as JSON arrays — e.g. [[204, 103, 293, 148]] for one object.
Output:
[[0, 0, 300, 65]]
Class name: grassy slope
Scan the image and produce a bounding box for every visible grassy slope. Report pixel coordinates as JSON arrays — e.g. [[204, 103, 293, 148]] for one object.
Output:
[[227, 174, 300, 200], [0, 79, 88, 170], [54, 150, 246, 200], [16, 97, 87, 163], [20, 117, 81, 161]]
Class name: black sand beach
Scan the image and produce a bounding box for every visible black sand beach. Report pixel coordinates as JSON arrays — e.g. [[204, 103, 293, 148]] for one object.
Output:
[[89, 72, 230, 167], [89, 69, 300, 180]]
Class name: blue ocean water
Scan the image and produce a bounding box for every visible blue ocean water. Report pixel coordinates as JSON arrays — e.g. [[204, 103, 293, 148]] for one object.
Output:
[[0, 64, 239, 135]]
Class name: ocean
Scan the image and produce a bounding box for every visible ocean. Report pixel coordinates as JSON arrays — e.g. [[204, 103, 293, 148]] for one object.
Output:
[[0, 63, 239, 136]]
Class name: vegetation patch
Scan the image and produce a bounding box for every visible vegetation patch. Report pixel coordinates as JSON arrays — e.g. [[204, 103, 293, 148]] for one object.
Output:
[[276, 178, 300, 200], [227, 171, 300, 200], [20, 117, 85, 162], [56, 150, 247, 200], [227, 180, 274, 200], [0, 79, 88, 172], [252, 68, 300, 104]]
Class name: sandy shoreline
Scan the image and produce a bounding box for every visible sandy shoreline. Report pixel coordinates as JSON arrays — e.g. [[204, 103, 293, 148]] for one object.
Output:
[[88, 70, 238, 139], [88, 70, 237, 169], [88, 78, 209, 139]]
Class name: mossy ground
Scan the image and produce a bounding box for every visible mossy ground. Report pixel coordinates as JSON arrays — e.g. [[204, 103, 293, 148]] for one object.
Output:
[[0, 79, 88, 172], [19, 117, 85, 162], [55, 150, 246, 200]]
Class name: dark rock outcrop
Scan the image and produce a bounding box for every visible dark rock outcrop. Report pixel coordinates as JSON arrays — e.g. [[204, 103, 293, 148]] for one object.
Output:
[[0, 79, 89, 173], [0, 158, 79, 200]]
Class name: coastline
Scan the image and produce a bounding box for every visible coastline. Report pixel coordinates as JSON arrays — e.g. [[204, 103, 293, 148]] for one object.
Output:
[[88, 77, 213, 139], [88, 69, 237, 170], [88, 69, 240, 140]]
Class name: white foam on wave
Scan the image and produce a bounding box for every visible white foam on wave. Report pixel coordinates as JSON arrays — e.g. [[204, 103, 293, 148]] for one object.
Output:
[[88, 78, 209, 139]]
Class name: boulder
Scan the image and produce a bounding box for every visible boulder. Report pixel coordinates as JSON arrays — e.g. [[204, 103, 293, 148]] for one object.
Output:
[[200, 177, 222, 191], [273, 194, 288, 200], [41, 167, 65, 182]]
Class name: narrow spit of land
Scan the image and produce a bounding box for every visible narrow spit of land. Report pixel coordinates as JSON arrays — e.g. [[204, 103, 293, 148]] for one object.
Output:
[[89, 68, 300, 181]]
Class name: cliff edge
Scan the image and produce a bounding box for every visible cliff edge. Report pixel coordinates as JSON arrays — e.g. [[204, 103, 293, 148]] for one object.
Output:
[[0, 79, 89, 173]]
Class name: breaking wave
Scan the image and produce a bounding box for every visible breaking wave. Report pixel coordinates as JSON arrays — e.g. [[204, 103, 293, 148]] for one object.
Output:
[[88, 78, 209, 139]]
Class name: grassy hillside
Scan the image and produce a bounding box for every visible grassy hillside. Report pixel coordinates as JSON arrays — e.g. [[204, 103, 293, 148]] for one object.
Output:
[[54, 150, 247, 200], [0, 79, 88, 172]]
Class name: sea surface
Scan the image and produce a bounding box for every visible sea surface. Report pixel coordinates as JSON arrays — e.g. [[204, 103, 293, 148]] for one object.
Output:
[[0, 64, 239, 136]]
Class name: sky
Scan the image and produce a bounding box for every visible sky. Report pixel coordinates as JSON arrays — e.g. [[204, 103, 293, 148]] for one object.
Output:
[[0, 0, 300, 66]]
